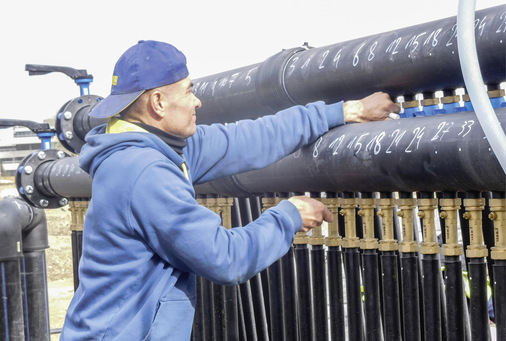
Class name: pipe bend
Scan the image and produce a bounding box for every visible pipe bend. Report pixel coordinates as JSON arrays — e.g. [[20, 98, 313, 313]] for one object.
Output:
[[23, 203, 49, 251], [0, 197, 31, 260]]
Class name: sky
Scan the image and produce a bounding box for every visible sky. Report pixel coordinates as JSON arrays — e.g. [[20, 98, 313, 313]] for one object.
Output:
[[0, 0, 504, 123]]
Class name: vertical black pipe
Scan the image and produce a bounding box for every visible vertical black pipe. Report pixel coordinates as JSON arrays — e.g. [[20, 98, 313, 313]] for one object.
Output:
[[223, 285, 239, 340], [267, 257, 284, 340], [22, 251, 50, 340], [71, 230, 82, 291], [362, 249, 382, 340], [281, 246, 297, 341], [294, 242, 312, 340], [381, 251, 401, 340], [192, 276, 204, 340], [421, 253, 442, 340], [444, 255, 465, 341], [325, 192, 346, 341], [311, 243, 327, 341], [399, 252, 421, 341], [212, 283, 224, 340], [344, 247, 363, 341], [201, 278, 214, 339], [493, 260, 506, 340], [0, 260, 25, 341], [233, 198, 258, 341], [327, 246, 346, 341], [468, 258, 491, 340]]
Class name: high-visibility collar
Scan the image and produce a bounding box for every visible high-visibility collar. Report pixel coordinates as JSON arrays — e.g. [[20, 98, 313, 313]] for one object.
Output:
[[106, 117, 148, 134], [105, 117, 189, 180]]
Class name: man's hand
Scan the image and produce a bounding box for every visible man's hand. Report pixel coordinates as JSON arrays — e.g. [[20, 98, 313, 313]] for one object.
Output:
[[343, 92, 401, 123], [288, 196, 334, 233]]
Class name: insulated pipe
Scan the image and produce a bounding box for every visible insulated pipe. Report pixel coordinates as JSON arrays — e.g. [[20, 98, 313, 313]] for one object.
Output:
[[17, 109, 506, 207], [192, 5, 505, 125], [197, 109, 506, 197]]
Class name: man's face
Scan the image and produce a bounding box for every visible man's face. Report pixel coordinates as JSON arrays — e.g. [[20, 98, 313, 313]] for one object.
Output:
[[161, 77, 202, 138]]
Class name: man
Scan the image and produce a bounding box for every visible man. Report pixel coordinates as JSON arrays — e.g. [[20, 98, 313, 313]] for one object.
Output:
[[61, 40, 400, 340]]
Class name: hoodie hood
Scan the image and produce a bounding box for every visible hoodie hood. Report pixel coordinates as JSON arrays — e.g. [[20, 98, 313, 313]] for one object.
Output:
[[79, 124, 184, 178]]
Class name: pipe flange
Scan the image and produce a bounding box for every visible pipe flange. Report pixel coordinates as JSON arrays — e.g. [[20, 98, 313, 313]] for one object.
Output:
[[16, 149, 70, 208], [55, 94, 104, 154]]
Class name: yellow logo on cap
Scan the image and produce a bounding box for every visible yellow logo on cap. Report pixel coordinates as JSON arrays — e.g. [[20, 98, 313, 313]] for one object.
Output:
[[112, 75, 118, 86]]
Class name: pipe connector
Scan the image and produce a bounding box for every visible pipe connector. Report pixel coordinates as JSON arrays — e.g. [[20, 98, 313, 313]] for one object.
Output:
[[377, 197, 398, 252], [340, 197, 360, 248], [322, 197, 342, 247], [463, 197, 488, 258], [396, 197, 419, 253], [440, 198, 464, 257], [217, 197, 234, 229], [357, 197, 378, 250], [489, 198, 506, 260], [417, 198, 440, 254]]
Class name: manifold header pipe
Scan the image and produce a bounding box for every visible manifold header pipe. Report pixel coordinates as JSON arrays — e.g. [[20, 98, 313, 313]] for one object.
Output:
[[192, 5, 505, 125], [17, 108, 505, 208], [196, 108, 506, 197]]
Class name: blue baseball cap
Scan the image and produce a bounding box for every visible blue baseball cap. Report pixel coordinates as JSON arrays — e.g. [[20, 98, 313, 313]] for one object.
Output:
[[89, 40, 189, 118]]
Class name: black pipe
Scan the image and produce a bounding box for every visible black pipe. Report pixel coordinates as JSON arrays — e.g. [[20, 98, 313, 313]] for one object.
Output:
[[192, 5, 505, 124], [18, 108, 506, 208], [0, 260, 25, 341], [421, 253, 442, 340], [327, 246, 346, 341], [381, 250, 401, 340], [71, 230, 82, 291], [192, 276, 204, 340], [344, 247, 363, 341], [444, 255, 466, 341], [399, 252, 421, 341], [362, 249, 382, 340], [294, 242, 312, 340], [197, 109, 506, 197], [281, 246, 297, 341], [468, 257, 491, 340], [493, 260, 506, 340], [311, 243, 327, 341]]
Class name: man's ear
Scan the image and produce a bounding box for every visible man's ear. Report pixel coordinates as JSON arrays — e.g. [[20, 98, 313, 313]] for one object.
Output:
[[147, 90, 166, 118]]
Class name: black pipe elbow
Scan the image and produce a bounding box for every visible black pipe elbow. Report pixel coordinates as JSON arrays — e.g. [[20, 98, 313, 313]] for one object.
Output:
[[0, 197, 31, 260], [22, 203, 49, 252]]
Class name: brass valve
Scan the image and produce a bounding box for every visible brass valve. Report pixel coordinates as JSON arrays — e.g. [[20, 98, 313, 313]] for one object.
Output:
[[377, 197, 398, 251], [322, 197, 342, 247], [463, 198, 488, 258], [417, 198, 439, 254], [217, 197, 234, 230], [69, 200, 89, 232], [396, 197, 419, 253], [439, 198, 463, 257], [357, 197, 378, 250], [340, 197, 360, 248], [489, 198, 506, 260]]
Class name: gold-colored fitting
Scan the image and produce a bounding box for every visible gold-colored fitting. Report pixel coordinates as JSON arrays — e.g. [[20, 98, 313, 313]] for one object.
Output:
[[69, 200, 89, 232], [341, 197, 360, 248], [397, 197, 419, 253], [440, 198, 464, 257], [490, 198, 506, 260], [402, 100, 420, 109], [377, 197, 398, 251], [322, 197, 343, 247], [421, 98, 440, 106], [417, 198, 440, 254], [358, 197, 378, 250], [217, 197, 234, 229], [441, 95, 461, 104], [463, 198, 488, 258]]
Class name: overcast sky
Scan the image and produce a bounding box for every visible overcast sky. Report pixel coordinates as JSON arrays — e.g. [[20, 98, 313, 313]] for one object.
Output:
[[0, 0, 503, 123]]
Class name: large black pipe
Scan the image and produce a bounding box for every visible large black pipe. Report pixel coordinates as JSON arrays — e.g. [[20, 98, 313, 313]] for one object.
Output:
[[19, 109, 506, 208], [192, 5, 505, 124], [362, 249, 382, 340], [421, 254, 442, 340], [444, 256, 466, 341], [0, 197, 49, 341], [198, 109, 506, 197], [399, 252, 421, 341], [494, 260, 506, 340], [468, 258, 491, 340]]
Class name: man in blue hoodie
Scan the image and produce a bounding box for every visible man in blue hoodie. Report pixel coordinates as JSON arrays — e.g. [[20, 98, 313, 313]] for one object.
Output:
[[61, 40, 400, 340]]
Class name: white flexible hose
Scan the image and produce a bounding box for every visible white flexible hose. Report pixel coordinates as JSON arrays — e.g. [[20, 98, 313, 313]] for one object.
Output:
[[457, 0, 506, 173]]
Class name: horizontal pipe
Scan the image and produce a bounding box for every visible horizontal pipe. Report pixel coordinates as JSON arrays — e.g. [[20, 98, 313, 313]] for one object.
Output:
[[192, 5, 506, 124], [197, 109, 506, 196], [17, 108, 506, 207]]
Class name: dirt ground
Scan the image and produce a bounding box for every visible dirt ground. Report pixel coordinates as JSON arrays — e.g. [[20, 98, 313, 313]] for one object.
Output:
[[45, 207, 75, 341]]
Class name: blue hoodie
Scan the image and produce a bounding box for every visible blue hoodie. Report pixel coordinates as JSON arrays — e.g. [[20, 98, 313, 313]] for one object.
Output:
[[60, 101, 345, 340]]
